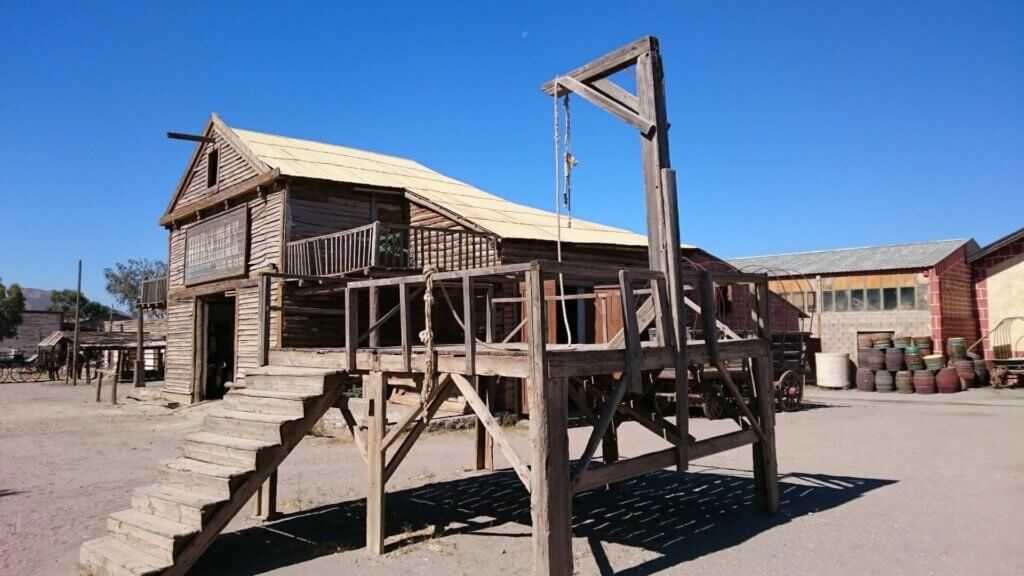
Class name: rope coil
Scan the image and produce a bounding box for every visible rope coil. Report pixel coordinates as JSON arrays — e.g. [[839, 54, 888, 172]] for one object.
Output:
[[418, 265, 437, 414]]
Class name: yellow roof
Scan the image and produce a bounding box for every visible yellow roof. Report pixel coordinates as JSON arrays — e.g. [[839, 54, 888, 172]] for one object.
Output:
[[230, 127, 662, 247]]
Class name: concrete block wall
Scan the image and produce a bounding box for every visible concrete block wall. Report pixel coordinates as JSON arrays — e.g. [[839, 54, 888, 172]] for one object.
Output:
[[819, 310, 932, 361]]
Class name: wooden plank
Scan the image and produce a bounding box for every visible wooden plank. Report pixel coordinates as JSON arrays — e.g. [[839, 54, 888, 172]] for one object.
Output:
[[591, 78, 639, 114], [383, 376, 454, 483], [366, 371, 386, 555], [452, 374, 531, 487], [399, 283, 411, 372], [381, 373, 450, 450], [555, 76, 654, 135], [160, 169, 280, 226], [618, 270, 642, 395], [572, 374, 627, 488], [368, 286, 379, 348], [751, 280, 780, 513], [345, 288, 357, 371], [253, 470, 278, 521], [541, 36, 655, 95]]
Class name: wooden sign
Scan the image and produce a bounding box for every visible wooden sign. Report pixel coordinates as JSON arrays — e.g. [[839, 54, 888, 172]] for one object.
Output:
[[184, 208, 248, 285]]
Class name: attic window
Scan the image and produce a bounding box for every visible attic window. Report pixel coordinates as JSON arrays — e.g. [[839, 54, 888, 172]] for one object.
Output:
[[206, 149, 219, 187]]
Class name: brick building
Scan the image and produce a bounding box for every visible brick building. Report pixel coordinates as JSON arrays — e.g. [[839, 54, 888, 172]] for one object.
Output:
[[728, 239, 980, 360], [969, 226, 1024, 359]]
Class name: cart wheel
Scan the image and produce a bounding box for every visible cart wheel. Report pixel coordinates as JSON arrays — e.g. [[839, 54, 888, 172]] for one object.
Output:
[[0, 366, 8, 383], [28, 366, 45, 383], [776, 370, 803, 412], [702, 386, 726, 420], [11, 367, 27, 383]]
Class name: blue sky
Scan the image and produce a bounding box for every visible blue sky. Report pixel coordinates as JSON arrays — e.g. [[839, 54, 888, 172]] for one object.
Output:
[[1, 1, 1021, 307]]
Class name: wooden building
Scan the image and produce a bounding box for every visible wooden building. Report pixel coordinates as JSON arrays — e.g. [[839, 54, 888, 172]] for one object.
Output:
[[152, 113, 726, 406]]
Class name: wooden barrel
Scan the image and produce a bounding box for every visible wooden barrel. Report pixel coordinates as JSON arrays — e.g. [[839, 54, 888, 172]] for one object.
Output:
[[866, 348, 886, 371], [893, 335, 912, 349], [946, 337, 967, 360], [857, 347, 873, 368], [953, 359, 976, 388], [917, 345, 932, 357], [885, 348, 904, 371], [875, 370, 895, 392], [936, 367, 961, 393], [873, 334, 893, 349], [856, 368, 876, 392], [913, 370, 937, 394], [857, 334, 875, 349], [974, 359, 989, 387], [895, 370, 915, 394], [905, 349, 925, 370], [923, 354, 945, 371], [913, 336, 933, 349]]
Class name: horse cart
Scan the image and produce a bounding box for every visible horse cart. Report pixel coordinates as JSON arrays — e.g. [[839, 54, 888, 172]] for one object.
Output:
[[0, 349, 49, 383]]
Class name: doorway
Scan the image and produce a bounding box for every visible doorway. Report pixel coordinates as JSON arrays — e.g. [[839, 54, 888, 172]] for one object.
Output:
[[200, 295, 236, 400]]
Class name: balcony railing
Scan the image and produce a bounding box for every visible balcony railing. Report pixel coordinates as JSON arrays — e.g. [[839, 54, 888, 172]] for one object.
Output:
[[284, 222, 499, 277], [140, 276, 167, 308]]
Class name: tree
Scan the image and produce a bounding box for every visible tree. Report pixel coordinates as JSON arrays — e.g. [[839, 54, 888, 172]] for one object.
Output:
[[47, 290, 116, 322], [0, 277, 26, 339], [103, 258, 167, 314]]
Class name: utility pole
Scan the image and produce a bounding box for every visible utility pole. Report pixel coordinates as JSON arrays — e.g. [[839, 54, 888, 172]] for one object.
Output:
[[71, 259, 81, 386]]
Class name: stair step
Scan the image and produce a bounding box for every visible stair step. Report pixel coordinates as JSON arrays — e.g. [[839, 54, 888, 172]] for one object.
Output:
[[107, 509, 196, 564], [79, 536, 169, 576], [205, 410, 300, 443], [245, 367, 345, 394], [158, 457, 251, 499], [131, 483, 225, 529], [223, 388, 314, 417], [181, 431, 280, 468]]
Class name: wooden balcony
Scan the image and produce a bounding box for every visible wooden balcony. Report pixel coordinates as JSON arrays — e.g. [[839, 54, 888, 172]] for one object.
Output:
[[140, 276, 167, 308], [284, 221, 499, 277]]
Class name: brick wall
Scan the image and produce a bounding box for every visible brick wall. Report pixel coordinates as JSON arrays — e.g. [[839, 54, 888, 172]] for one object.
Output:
[[972, 237, 1024, 358], [930, 246, 979, 352]]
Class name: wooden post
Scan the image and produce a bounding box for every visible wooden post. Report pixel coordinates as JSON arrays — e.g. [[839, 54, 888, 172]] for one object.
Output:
[[474, 377, 494, 471], [134, 305, 145, 387], [110, 350, 121, 405], [526, 267, 572, 576], [257, 275, 271, 367], [366, 371, 387, 555], [399, 283, 411, 372], [368, 286, 379, 348], [463, 277, 475, 376], [345, 287, 358, 371], [72, 259, 81, 386], [750, 280, 780, 513], [253, 469, 278, 521]]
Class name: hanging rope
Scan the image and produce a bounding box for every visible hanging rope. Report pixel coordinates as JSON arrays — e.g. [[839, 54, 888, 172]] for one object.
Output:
[[553, 82, 575, 345], [418, 265, 437, 414]]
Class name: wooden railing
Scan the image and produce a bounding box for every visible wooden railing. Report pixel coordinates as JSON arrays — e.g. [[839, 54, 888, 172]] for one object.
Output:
[[140, 276, 167, 308], [284, 222, 499, 277]]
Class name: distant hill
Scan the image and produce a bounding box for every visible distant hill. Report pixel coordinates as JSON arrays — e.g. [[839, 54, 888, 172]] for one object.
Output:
[[21, 288, 52, 311]]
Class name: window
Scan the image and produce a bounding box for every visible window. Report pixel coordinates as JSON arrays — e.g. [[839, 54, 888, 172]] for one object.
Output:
[[899, 287, 916, 310], [822, 291, 833, 312], [917, 286, 929, 309], [850, 289, 864, 311], [883, 287, 898, 311], [206, 149, 219, 187], [866, 288, 881, 311], [805, 291, 816, 313], [835, 290, 849, 312]]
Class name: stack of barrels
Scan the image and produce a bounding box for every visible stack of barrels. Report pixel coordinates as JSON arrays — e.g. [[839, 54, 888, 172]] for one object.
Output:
[[854, 334, 982, 394]]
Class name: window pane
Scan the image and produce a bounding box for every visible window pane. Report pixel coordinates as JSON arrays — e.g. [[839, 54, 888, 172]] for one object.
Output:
[[866, 288, 881, 311], [883, 287, 898, 310], [823, 291, 833, 312], [917, 286, 929, 309], [900, 287, 916, 310], [850, 289, 864, 311], [806, 292, 816, 313], [791, 292, 804, 311], [835, 290, 849, 312]]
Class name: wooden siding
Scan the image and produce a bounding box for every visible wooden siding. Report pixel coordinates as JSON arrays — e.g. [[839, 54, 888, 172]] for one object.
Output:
[[249, 191, 285, 272], [407, 203, 498, 270], [163, 299, 194, 399], [174, 130, 259, 209]]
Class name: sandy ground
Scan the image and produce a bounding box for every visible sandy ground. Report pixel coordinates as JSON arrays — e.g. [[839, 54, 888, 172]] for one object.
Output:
[[1, 380, 1022, 576]]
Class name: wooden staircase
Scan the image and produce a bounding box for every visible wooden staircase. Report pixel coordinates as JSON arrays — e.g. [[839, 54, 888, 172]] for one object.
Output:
[[79, 366, 350, 576]]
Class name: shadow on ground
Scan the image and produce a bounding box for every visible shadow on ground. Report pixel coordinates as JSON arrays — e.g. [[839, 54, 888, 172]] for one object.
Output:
[[194, 468, 894, 575]]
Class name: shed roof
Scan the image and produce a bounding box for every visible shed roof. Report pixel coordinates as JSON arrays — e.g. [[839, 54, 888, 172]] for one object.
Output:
[[967, 226, 1024, 263], [727, 239, 978, 277], [226, 124, 677, 248]]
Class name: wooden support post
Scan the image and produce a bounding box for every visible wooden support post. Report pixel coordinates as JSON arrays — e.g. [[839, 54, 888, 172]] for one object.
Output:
[[526, 267, 572, 576], [345, 287, 358, 371], [257, 275, 270, 367], [95, 368, 103, 402], [463, 276, 476, 376], [72, 259, 81, 386], [134, 307, 145, 387], [110, 350, 121, 405], [253, 469, 278, 521], [618, 271, 642, 395], [474, 377, 494, 471], [750, 281, 780, 513], [366, 371, 387, 555], [399, 283, 411, 372], [484, 286, 494, 343], [368, 286, 379, 348]]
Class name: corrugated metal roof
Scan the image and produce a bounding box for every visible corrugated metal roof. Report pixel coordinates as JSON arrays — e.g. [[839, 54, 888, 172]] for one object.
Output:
[[967, 226, 1024, 263], [229, 127, 684, 248], [727, 239, 977, 276]]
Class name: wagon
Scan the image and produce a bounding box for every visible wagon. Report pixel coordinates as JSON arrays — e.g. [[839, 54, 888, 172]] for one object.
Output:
[[0, 349, 47, 383]]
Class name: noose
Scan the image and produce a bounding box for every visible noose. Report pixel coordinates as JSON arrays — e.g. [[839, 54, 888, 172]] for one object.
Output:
[[553, 82, 576, 344], [418, 265, 437, 415]]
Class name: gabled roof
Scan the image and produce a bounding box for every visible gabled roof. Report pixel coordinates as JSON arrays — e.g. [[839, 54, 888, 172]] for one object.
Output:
[[968, 226, 1024, 263], [728, 239, 978, 277], [220, 119, 668, 247]]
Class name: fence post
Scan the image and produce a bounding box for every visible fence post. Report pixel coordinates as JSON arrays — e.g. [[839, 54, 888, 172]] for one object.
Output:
[[371, 221, 381, 268]]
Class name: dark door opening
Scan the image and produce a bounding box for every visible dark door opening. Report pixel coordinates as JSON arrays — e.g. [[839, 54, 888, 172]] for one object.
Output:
[[203, 295, 236, 400]]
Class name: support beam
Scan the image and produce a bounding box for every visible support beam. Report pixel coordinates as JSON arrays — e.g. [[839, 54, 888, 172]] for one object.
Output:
[[383, 376, 454, 483], [399, 283, 412, 372], [368, 286, 379, 348], [554, 76, 655, 135], [525, 268, 572, 576], [252, 470, 278, 521], [134, 307, 145, 387], [618, 271, 642, 395], [451, 374, 530, 488], [345, 287, 358, 371], [750, 281, 780, 513], [366, 371, 387, 555], [463, 277, 476, 376], [541, 36, 656, 95], [475, 377, 495, 471]]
